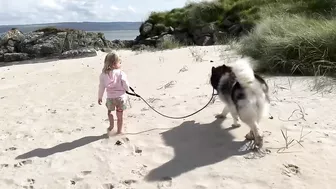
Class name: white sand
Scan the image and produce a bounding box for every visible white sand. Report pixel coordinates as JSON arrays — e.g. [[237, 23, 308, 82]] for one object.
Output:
[[1, 46, 336, 189]]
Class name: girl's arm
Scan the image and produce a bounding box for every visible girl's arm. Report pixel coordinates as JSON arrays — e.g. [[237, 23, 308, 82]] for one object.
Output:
[[98, 74, 105, 99], [121, 71, 130, 92]]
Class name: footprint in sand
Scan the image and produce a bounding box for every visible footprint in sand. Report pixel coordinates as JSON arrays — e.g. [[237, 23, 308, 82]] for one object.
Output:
[[1, 164, 9, 168], [27, 179, 35, 185], [5, 147, 17, 151], [22, 186, 34, 189], [22, 178, 35, 189], [141, 107, 149, 111], [122, 179, 137, 186], [134, 147, 142, 154], [282, 164, 300, 177], [178, 66, 188, 73], [147, 98, 161, 104], [47, 109, 57, 114], [14, 160, 33, 168], [103, 183, 115, 189], [157, 177, 173, 188], [81, 171, 92, 176], [131, 165, 147, 177]]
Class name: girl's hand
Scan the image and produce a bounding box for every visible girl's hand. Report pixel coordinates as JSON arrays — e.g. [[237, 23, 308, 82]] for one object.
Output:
[[98, 98, 102, 105]]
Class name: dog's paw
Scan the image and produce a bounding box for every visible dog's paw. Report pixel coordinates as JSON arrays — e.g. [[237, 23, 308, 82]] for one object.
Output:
[[245, 130, 254, 140], [254, 136, 264, 149], [215, 114, 226, 119]]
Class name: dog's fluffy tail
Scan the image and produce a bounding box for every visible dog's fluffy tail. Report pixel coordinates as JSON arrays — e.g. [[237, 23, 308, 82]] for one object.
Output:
[[231, 57, 269, 119]]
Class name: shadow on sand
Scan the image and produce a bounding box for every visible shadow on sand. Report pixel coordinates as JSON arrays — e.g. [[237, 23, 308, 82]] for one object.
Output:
[[145, 118, 251, 181], [15, 134, 108, 159]]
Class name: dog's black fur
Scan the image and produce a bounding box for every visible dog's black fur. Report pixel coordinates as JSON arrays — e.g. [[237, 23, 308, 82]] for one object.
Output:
[[210, 64, 270, 106]]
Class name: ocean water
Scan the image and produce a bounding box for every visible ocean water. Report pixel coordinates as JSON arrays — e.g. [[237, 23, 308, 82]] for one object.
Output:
[[0, 30, 139, 41], [91, 30, 139, 40]]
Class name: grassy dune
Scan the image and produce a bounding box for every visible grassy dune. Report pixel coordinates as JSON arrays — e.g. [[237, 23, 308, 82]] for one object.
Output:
[[144, 0, 336, 76]]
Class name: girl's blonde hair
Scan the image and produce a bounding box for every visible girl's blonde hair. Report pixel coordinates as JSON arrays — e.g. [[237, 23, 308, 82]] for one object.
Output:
[[102, 52, 120, 74]]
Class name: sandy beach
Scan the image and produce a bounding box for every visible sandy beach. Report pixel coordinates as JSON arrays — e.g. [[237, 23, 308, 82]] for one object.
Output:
[[1, 46, 336, 189]]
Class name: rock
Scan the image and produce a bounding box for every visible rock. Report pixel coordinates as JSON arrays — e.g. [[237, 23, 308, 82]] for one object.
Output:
[[153, 23, 169, 36], [222, 18, 234, 28], [3, 53, 29, 62], [137, 37, 157, 47], [64, 30, 106, 51], [0, 49, 4, 62], [195, 35, 214, 46], [192, 23, 217, 39], [108, 39, 134, 49], [59, 48, 97, 59], [20, 32, 66, 57], [173, 32, 193, 45], [0, 29, 24, 46], [131, 44, 150, 51], [139, 22, 153, 37], [168, 26, 174, 33], [156, 34, 176, 48], [101, 48, 113, 52], [214, 31, 229, 44], [228, 24, 243, 36]]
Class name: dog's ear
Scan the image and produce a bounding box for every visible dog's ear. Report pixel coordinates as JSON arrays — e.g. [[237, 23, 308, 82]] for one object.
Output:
[[211, 66, 215, 73]]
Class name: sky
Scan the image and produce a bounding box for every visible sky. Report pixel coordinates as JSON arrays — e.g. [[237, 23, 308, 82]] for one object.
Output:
[[0, 0, 206, 25]]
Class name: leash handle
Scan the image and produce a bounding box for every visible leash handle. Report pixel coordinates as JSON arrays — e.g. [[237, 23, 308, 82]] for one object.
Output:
[[126, 86, 140, 97]]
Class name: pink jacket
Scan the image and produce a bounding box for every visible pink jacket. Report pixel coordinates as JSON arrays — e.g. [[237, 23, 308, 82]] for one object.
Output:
[[98, 69, 130, 99]]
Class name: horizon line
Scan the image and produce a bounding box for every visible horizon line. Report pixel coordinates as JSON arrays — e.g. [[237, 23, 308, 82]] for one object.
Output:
[[0, 21, 143, 27]]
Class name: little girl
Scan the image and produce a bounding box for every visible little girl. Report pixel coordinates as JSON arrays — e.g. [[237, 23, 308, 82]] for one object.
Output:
[[98, 52, 130, 135]]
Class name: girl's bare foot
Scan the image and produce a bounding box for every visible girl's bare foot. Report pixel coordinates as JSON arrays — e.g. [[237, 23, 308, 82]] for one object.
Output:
[[107, 126, 114, 134]]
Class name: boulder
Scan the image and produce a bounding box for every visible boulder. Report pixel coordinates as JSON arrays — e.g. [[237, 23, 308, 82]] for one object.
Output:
[[19, 32, 66, 57], [214, 31, 229, 44], [64, 30, 107, 51], [59, 48, 97, 59], [156, 34, 176, 48], [228, 24, 243, 36], [191, 23, 217, 46], [0, 29, 24, 46], [196, 35, 214, 46], [108, 39, 135, 49], [173, 32, 193, 45], [139, 22, 153, 37], [3, 53, 29, 62]]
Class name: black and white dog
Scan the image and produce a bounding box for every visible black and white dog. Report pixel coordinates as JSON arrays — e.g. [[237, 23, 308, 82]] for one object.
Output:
[[210, 57, 270, 148]]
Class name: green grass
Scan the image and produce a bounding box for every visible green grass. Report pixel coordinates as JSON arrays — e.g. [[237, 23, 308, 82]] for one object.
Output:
[[157, 37, 182, 50], [236, 15, 336, 76]]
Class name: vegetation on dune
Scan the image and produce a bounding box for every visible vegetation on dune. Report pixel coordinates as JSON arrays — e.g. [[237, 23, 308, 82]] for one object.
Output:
[[144, 0, 336, 76], [146, 0, 335, 31], [236, 15, 336, 76], [34, 26, 76, 34]]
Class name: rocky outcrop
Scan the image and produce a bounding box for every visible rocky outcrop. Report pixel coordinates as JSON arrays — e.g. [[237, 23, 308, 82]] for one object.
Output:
[[0, 28, 135, 63], [0, 14, 254, 63], [133, 13, 253, 48]]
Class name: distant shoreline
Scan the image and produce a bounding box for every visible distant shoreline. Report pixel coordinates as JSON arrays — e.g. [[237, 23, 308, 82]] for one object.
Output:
[[0, 22, 141, 41], [0, 21, 142, 34]]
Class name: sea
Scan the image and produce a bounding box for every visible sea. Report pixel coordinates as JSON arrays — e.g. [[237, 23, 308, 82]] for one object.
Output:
[[1, 30, 139, 40], [87, 30, 139, 40], [0, 22, 141, 41]]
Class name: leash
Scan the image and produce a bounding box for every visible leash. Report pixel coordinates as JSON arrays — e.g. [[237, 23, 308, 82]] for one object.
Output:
[[126, 86, 217, 119]]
